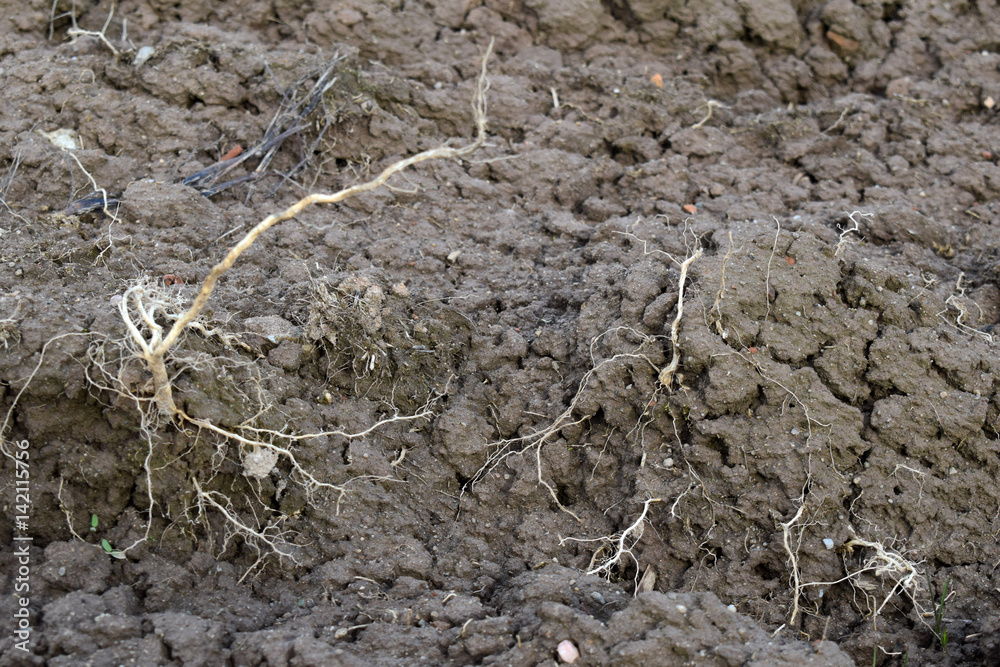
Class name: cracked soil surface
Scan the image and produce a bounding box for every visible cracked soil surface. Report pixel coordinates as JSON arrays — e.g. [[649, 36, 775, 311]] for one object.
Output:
[[3, 1, 1000, 665]]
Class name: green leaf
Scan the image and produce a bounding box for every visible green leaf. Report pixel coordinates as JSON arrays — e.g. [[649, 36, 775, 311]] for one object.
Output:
[[91, 514, 99, 530], [101, 538, 113, 552]]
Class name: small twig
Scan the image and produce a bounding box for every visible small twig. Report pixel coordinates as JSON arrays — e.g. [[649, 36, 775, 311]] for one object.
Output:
[[66, 54, 347, 215]]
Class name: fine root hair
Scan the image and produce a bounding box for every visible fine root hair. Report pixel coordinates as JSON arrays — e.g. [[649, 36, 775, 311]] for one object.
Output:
[[32, 42, 494, 567]]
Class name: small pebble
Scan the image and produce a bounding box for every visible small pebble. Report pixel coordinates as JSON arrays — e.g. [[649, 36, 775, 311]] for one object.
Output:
[[823, 538, 835, 550], [557, 640, 579, 663], [134, 45, 156, 67]]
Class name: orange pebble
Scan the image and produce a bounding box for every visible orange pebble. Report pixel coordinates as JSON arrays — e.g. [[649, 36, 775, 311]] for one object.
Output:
[[650, 73, 663, 88], [826, 30, 859, 52], [786, 256, 795, 266], [682, 204, 697, 214], [220, 145, 243, 161]]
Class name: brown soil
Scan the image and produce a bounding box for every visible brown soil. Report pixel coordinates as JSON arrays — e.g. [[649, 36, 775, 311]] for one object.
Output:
[[2, 1, 1000, 665]]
